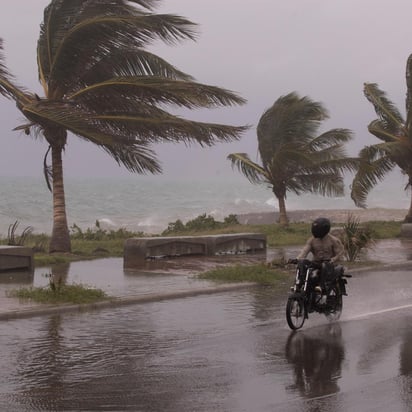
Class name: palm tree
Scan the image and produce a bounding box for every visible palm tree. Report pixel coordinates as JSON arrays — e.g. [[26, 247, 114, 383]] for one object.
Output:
[[0, 0, 247, 252], [228, 92, 356, 225], [351, 62, 412, 222]]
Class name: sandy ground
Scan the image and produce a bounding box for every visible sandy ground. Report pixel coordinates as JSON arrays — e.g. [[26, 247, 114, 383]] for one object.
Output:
[[236, 208, 408, 225]]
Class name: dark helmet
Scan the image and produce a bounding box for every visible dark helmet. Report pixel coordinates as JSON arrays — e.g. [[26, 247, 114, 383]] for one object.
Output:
[[311, 217, 331, 238]]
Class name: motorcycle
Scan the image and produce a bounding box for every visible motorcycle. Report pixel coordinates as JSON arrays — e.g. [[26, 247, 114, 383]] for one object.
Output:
[[285, 259, 351, 330]]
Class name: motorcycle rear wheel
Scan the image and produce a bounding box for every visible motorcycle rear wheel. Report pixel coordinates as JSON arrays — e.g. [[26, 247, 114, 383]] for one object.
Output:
[[286, 297, 306, 330], [325, 285, 343, 322]]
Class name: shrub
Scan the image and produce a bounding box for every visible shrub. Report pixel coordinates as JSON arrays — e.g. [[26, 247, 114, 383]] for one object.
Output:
[[70, 221, 143, 241], [162, 213, 240, 235], [163, 219, 185, 234], [341, 213, 374, 262], [185, 214, 219, 231], [223, 214, 240, 225], [7, 220, 33, 246]]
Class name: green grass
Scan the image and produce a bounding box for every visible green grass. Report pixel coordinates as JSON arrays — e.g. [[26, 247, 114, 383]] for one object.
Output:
[[365, 221, 402, 239], [161, 220, 403, 247], [198, 263, 288, 286], [8, 283, 108, 304]]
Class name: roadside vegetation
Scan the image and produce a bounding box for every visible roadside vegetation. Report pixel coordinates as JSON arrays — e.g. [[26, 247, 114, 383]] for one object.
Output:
[[0, 215, 402, 266], [162, 213, 239, 235], [9, 283, 107, 305], [8, 274, 108, 304], [341, 213, 374, 262]]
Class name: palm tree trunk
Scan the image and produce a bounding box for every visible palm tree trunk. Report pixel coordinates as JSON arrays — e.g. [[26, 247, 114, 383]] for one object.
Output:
[[405, 189, 412, 223], [49, 145, 71, 253], [277, 196, 289, 226]]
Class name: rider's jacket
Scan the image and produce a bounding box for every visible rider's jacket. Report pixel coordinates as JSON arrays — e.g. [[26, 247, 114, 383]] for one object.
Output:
[[297, 233, 344, 263]]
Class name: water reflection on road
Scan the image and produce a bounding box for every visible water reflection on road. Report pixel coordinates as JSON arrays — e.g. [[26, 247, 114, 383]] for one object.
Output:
[[0, 269, 412, 411]]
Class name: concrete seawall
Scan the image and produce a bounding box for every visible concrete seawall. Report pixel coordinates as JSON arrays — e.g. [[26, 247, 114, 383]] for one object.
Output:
[[0, 246, 33, 272], [124, 233, 266, 268]]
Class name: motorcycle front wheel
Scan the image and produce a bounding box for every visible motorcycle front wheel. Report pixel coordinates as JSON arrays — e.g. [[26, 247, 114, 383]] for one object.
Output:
[[325, 285, 343, 322], [286, 297, 306, 330]]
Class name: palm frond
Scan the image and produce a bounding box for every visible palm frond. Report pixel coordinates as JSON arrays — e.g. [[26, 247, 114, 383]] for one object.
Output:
[[257, 92, 328, 165], [39, 4, 198, 89], [308, 153, 360, 175], [127, 0, 161, 10], [227, 153, 268, 184], [21, 99, 247, 150], [75, 49, 194, 90], [359, 141, 412, 165], [269, 143, 313, 165], [102, 143, 162, 174], [363, 83, 405, 132], [69, 77, 246, 109], [351, 155, 396, 208], [0, 38, 11, 87], [293, 172, 345, 197], [367, 119, 403, 142], [0, 39, 32, 102], [308, 128, 353, 150]]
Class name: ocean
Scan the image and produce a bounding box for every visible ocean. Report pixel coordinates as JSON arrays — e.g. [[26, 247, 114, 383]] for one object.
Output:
[[0, 174, 409, 236]]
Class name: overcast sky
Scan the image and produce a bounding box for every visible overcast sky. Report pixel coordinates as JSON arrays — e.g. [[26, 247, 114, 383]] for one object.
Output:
[[1, 0, 412, 180]]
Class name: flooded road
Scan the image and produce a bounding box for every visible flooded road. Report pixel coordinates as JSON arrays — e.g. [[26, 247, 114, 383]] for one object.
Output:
[[0, 267, 411, 411]]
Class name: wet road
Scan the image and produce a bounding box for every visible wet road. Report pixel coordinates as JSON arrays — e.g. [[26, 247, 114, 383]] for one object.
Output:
[[0, 266, 412, 411]]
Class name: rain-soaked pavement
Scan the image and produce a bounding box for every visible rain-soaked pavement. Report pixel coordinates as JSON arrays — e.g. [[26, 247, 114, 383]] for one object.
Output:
[[0, 239, 411, 411]]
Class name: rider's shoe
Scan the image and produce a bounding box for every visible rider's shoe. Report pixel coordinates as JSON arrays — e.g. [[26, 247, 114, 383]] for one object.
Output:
[[314, 286, 322, 293]]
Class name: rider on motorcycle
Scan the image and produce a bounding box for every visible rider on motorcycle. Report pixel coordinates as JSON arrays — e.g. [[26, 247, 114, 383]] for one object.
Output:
[[295, 217, 344, 295]]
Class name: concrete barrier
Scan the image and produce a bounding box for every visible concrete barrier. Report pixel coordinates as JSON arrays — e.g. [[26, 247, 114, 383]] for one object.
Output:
[[400, 223, 412, 238], [0, 246, 34, 272], [206, 233, 267, 255], [124, 233, 266, 267]]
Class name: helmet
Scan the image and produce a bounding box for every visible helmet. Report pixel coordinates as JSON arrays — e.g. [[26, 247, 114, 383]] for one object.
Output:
[[311, 217, 331, 238]]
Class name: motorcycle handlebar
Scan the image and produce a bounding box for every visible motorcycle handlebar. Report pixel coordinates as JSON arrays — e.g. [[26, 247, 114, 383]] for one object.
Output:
[[288, 259, 352, 277], [287, 258, 328, 265]]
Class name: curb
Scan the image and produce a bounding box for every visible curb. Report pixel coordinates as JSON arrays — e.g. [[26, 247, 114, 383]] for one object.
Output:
[[0, 282, 257, 321]]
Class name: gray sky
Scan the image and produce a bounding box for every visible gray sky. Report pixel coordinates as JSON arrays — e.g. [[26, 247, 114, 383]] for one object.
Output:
[[1, 0, 412, 180]]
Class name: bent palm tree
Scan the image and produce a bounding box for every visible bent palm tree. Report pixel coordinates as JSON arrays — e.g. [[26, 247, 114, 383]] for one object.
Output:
[[0, 0, 247, 252], [228, 92, 356, 225], [351, 62, 412, 222]]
